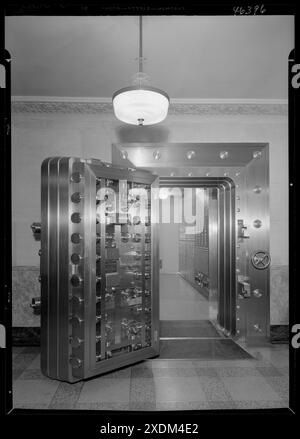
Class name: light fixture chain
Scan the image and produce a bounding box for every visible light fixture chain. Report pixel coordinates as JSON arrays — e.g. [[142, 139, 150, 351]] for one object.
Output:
[[139, 16, 143, 73]]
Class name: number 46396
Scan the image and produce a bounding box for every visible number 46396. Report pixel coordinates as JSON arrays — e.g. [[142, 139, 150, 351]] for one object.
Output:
[[233, 5, 266, 15]]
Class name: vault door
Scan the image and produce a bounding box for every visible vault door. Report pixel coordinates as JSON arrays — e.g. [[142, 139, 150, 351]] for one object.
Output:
[[41, 157, 159, 382]]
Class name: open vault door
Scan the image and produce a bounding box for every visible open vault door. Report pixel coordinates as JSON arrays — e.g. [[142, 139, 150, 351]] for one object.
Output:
[[41, 157, 159, 382]]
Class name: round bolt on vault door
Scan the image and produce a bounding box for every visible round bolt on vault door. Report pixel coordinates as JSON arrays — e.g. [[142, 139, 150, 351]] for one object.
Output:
[[253, 219, 262, 228], [71, 253, 82, 265], [70, 172, 82, 183], [253, 289, 263, 298], [70, 336, 84, 349], [219, 151, 229, 160], [70, 274, 83, 287], [253, 185, 262, 194], [253, 151, 262, 159], [153, 150, 161, 160], [72, 295, 84, 306], [120, 150, 128, 160], [251, 251, 271, 270], [253, 324, 262, 332], [69, 356, 83, 368], [71, 212, 81, 223], [71, 233, 82, 244], [186, 150, 195, 160], [71, 192, 83, 203]]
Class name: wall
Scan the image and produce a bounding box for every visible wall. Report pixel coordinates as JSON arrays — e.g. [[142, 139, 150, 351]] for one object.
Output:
[[159, 223, 179, 274], [11, 108, 288, 326]]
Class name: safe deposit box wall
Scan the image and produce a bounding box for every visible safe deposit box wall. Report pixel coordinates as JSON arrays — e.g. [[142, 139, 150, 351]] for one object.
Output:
[[40, 157, 159, 382], [179, 188, 210, 299]]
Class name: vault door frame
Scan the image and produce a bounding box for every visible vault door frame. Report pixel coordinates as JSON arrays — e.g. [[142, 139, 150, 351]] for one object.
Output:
[[159, 177, 236, 336], [112, 142, 270, 342]]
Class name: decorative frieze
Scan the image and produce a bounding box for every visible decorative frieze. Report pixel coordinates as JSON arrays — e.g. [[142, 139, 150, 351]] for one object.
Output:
[[11, 98, 288, 116]]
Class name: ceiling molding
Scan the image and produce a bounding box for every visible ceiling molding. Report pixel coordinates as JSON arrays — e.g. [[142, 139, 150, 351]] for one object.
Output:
[[11, 96, 288, 116]]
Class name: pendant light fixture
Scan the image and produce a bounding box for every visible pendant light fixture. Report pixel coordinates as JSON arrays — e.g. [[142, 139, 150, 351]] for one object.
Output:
[[112, 16, 169, 126]]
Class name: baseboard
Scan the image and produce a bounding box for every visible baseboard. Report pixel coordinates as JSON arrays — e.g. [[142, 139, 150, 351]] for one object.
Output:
[[12, 327, 40, 346], [270, 325, 288, 344], [12, 325, 288, 346]]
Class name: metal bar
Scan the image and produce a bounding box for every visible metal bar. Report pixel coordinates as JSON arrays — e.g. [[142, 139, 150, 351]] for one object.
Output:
[[57, 158, 72, 379], [218, 187, 225, 330], [69, 159, 85, 381], [114, 224, 122, 347], [41, 158, 51, 377], [48, 158, 59, 378], [100, 178, 107, 361], [141, 212, 146, 347], [151, 177, 160, 352], [84, 162, 97, 374], [208, 188, 219, 325]]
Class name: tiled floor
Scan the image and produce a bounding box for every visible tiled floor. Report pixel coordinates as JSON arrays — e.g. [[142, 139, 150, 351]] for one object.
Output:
[[12, 275, 289, 410], [13, 344, 289, 410], [160, 273, 209, 320]]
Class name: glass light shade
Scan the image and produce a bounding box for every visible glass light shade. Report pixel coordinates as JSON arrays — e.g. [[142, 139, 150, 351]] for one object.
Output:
[[159, 188, 169, 200], [113, 86, 169, 125]]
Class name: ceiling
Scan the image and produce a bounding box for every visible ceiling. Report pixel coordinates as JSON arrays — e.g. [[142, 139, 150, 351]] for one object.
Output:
[[5, 15, 294, 100]]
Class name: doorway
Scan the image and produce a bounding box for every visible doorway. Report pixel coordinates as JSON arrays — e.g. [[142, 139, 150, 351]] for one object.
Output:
[[157, 178, 238, 359], [159, 186, 221, 339]]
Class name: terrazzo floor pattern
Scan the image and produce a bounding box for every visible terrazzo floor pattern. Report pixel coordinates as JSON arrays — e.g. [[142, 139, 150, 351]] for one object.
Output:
[[13, 344, 289, 411]]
